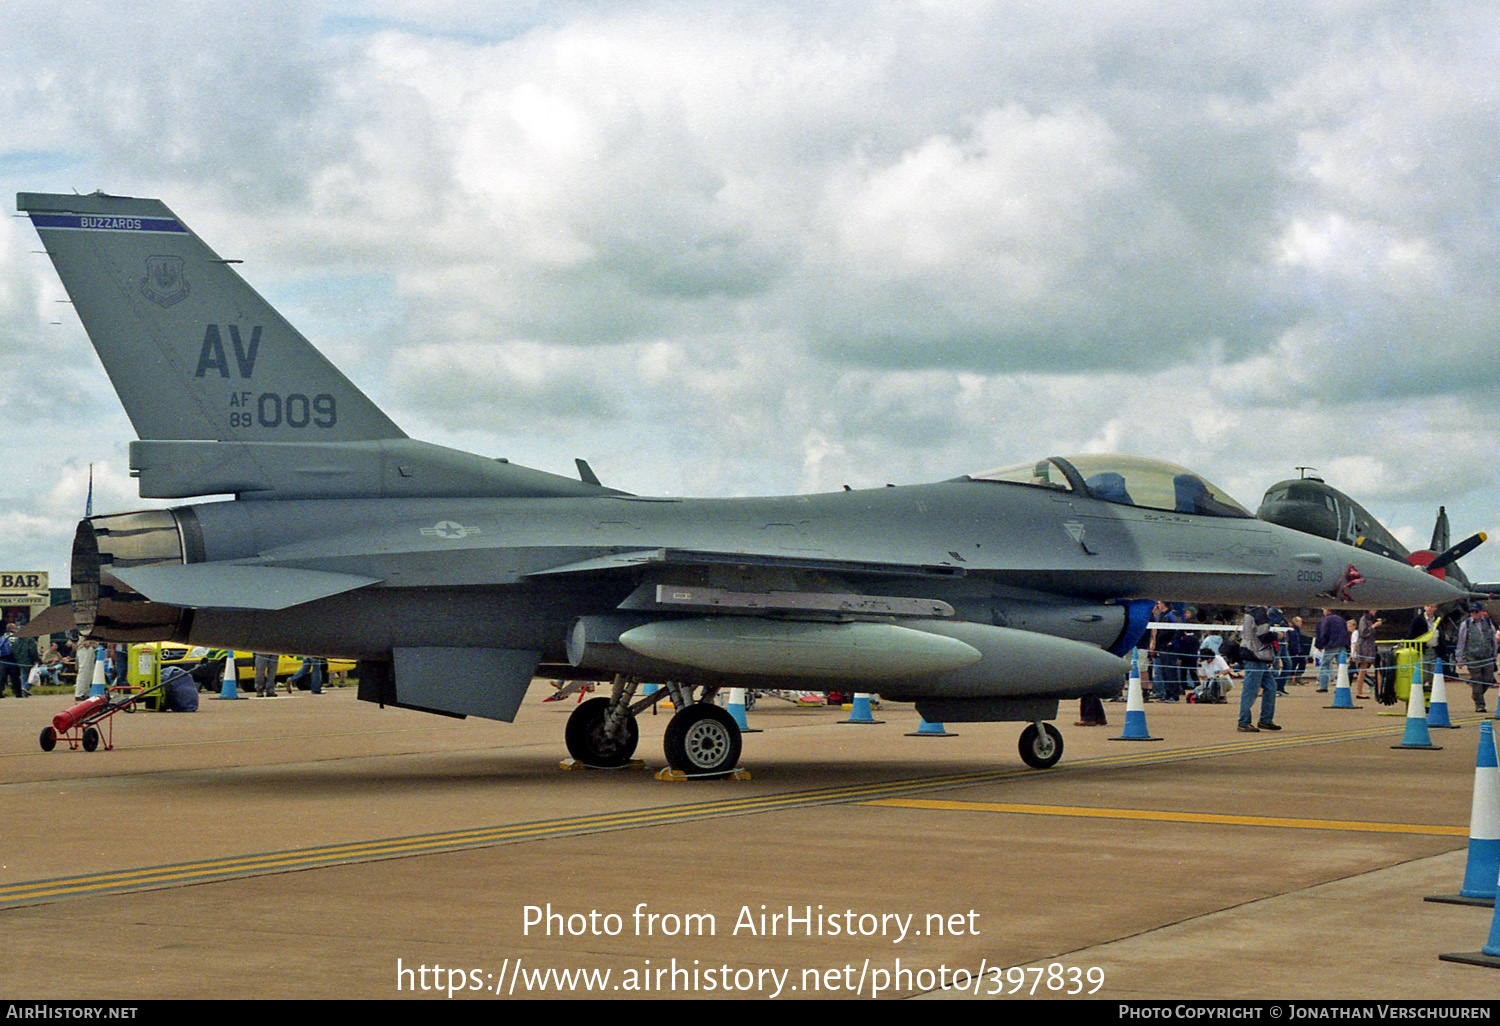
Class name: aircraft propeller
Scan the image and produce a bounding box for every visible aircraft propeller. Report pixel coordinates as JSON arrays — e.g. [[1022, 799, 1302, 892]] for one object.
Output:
[[1408, 531, 1487, 579], [1354, 535, 1406, 562]]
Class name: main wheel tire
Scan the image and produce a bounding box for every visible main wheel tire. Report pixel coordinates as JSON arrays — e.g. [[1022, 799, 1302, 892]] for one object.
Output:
[[82, 726, 101, 753], [1018, 722, 1063, 769], [564, 697, 639, 767], [663, 704, 742, 776], [38, 726, 56, 752]]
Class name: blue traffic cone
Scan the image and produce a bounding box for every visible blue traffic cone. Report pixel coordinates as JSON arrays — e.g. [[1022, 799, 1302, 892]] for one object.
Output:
[[1428, 658, 1455, 729], [1439, 912, 1500, 967], [213, 651, 244, 701], [725, 688, 761, 733], [89, 658, 108, 699], [842, 692, 884, 724], [1393, 659, 1441, 750], [1429, 721, 1500, 907], [641, 681, 661, 714], [1327, 651, 1355, 709], [1439, 830, 1500, 965], [1482, 910, 1500, 960], [906, 716, 954, 737], [1111, 652, 1161, 742]]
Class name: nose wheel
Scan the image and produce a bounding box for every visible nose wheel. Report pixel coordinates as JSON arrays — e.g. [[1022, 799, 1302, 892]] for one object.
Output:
[[1018, 722, 1063, 769]]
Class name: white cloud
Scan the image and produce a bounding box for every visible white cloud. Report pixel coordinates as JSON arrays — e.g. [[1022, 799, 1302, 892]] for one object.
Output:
[[823, 105, 1134, 295], [2, 0, 1500, 585]]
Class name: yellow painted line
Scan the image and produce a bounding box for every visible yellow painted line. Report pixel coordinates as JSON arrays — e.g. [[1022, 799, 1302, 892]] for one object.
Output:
[[0, 770, 1045, 907], [862, 798, 1467, 837], [2, 714, 1475, 907]]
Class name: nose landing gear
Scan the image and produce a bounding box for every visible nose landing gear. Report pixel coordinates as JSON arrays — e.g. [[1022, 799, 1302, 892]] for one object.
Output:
[[1018, 721, 1063, 769]]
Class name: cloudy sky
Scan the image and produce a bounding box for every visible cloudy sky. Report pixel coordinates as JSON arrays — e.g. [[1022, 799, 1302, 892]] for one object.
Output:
[[3, 0, 1499, 586]]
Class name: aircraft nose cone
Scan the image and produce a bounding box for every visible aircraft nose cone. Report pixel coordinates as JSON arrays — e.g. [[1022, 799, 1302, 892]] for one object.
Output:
[[1352, 553, 1466, 608]]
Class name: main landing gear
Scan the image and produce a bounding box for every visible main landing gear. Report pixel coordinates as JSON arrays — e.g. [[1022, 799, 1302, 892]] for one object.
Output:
[[564, 697, 640, 768], [662, 703, 741, 776], [564, 678, 743, 776]]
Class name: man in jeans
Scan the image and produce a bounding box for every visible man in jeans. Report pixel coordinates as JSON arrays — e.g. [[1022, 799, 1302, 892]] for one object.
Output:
[[1238, 606, 1281, 732]]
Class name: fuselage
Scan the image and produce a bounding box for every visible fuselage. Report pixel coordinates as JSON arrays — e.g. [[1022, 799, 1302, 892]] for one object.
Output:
[[79, 474, 1462, 662]]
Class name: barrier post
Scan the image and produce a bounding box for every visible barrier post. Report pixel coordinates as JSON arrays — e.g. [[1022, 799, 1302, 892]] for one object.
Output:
[[1438, 782, 1500, 964]]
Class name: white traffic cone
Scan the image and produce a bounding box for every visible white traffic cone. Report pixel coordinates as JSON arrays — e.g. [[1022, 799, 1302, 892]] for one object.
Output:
[[1392, 659, 1441, 750], [1111, 652, 1161, 742], [1428, 721, 1499, 907], [213, 651, 244, 700], [1428, 657, 1455, 729], [1327, 652, 1355, 709]]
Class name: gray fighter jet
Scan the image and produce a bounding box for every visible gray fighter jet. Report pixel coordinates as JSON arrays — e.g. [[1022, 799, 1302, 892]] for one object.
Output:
[[18, 191, 1463, 774]]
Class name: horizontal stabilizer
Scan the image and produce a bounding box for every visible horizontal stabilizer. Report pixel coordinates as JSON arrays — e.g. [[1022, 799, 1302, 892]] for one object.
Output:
[[18, 603, 78, 637], [130, 438, 621, 500], [109, 563, 380, 610]]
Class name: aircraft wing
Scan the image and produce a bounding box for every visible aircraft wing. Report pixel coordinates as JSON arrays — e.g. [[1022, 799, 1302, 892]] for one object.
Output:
[[108, 563, 382, 611]]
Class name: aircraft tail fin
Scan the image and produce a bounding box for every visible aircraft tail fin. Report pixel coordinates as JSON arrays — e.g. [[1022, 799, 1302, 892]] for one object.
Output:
[[20, 192, 620, 501], [1431, 506, 1451, 554], [18, 191, 405, 444]]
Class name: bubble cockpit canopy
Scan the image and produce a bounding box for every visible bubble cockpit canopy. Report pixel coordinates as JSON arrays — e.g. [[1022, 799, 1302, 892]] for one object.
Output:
[[965, 454, 1253, 519]]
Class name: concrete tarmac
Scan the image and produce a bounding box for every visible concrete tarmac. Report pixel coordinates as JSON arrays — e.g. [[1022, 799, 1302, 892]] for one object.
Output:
[[1, 681, 1496, 1001]]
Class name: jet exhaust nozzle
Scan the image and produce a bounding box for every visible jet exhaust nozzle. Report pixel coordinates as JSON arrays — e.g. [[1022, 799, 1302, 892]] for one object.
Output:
[[72, 509, 195, 641]]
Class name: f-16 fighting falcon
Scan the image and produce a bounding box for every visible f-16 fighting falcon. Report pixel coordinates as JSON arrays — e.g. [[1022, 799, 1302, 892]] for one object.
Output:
[[18, 191, 1463, 776]]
